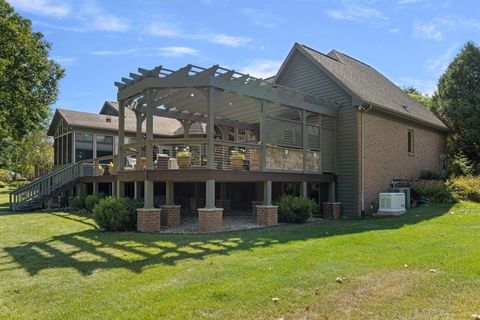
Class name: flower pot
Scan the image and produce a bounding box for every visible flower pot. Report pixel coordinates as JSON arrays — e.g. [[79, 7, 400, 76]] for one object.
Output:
[[177, 156, 191, 169], [97, 168, 104, 176], [230, 158, 244, 170]]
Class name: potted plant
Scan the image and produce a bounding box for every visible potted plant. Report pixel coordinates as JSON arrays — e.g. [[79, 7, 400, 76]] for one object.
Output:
[[108, 162, 115, 174], [230, 150, 245, 170], [176, 147, 192, 169], [96, 164, 104, 176]]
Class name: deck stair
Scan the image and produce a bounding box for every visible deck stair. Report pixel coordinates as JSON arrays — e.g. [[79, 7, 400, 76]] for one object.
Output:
[[9, 162, 83, 211]]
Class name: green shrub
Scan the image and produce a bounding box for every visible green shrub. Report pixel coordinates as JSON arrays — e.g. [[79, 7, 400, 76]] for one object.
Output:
[[85, 193, 104, 211], [275, 195, 316, 223], [92, 197, 140, 231], [448, 176, 480, 202], [72, 195, 87, 210], [420, 169, 442, 180], [411, 180, 454, 203], [0, 169, 12, 183], [9, 180, 30, 189], [0, 181, 7, 188]]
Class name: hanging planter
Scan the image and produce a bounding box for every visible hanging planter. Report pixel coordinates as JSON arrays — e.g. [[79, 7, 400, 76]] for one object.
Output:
[[176, 147, 192, 169], [230, 150, 245, 170]]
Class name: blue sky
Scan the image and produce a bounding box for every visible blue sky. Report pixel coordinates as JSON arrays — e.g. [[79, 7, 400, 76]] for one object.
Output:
[[8, 0, 480, 114]]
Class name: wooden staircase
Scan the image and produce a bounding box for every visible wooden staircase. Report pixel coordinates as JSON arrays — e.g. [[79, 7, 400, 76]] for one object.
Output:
[[9, 162, 83, 211]]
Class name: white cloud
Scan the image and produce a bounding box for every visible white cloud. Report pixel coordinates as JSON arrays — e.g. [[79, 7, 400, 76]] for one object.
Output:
[[51, 56, 76, 66], [91, 46, 199, 58], [326, 1, 389, 27], [396, 77, 437, 96], [398, 0, 427, 4], [145, 22, 251, 48], [9, 0, 71, 18], [424, 44, 459, 75], [238, 59, 282, 79], [389, 28, 401, 33], [239, 8, 280, 29], [77, 1, 129, 32], [414, 16, 480, 41]]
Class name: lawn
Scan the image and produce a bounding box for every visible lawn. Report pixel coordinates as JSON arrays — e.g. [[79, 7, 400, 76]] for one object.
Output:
[[0, 202, 479, 319], [0, 189, 11, 211]]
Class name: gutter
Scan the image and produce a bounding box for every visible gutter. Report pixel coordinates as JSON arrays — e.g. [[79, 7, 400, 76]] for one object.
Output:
[[357, 104, 373, 214]]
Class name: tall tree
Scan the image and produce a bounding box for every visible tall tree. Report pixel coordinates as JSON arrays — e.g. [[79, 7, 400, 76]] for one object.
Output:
[[404, 87, 433, 109], [0, 0, 64, 142], [432, 41, 480, 174]]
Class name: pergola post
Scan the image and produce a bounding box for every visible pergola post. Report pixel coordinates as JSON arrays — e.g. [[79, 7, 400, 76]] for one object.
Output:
[[263, 180, 272, 205], [206, 87, 215, 170], [302, 110, 307, 172], [145, 89, 154, 170], [165, 181, 174, 205], [260, 100, 267, 171], [118, 100, 125, 171], [301, 181, 308, 198]]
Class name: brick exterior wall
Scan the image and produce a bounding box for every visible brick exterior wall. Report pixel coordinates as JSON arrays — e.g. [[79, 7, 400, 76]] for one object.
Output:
[[361, 110, 447, 213], [197, 208, 223, 233], [160, 205, 181, 227], [256, 205, 278, 226], [137, 209, 161, 233]]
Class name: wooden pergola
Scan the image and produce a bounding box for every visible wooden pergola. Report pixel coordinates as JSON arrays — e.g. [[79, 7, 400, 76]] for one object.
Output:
[[114, 64, 337, 210]]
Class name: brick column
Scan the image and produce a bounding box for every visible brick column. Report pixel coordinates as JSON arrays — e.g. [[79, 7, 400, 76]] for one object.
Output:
[[137, 208, 161, 233], [251, 201, 264, 217], [197, 208, 223, 233], [160, 205, 181, 227], [256, 205, 278, 226]]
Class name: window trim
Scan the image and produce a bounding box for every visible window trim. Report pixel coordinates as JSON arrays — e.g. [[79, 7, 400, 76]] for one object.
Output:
[[407, 129, 414, 155]]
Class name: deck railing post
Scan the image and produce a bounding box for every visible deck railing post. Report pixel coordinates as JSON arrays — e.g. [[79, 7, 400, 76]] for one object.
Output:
[[260, 100, 267, 171]]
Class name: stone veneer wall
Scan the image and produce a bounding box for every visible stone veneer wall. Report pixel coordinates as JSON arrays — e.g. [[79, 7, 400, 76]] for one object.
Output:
[[266, 145, 321, 172]]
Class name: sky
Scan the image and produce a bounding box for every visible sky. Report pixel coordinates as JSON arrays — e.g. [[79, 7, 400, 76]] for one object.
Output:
[[7, 0, 480, 114]]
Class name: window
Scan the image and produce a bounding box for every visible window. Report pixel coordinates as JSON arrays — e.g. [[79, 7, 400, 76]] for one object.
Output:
[[407, 129, 414, 154], [96, 135, 113, 158]]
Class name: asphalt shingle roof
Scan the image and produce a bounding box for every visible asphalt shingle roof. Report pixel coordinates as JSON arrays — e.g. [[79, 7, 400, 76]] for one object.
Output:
[[300, 44, 447, 129]]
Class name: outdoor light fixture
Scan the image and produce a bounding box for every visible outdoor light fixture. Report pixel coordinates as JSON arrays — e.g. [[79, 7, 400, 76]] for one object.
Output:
[[190, 93, 195, 97]]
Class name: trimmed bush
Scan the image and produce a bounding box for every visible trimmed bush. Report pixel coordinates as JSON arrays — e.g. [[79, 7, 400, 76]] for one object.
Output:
[[275, 195, 316, 223], [448, 176, 480, 202], [92, 197, 140, 231], [85, 193, 104, 211], [9, 180, 29, 189], [411, 180, 454, 203], [72, 195, 87, 210], [0, 181, 7, 188], [420, 169, 443, 180]]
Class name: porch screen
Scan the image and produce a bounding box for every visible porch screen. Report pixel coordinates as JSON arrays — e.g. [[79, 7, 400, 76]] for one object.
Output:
[[96, 135, 114, 158], [75, 132, 93, 161]]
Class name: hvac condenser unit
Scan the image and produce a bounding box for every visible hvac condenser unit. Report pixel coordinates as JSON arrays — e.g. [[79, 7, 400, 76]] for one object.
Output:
[[377, 193, 406, 216]]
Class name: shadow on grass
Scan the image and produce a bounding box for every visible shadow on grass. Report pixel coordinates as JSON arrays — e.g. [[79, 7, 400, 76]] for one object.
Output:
[[4, 203, 453, 276]]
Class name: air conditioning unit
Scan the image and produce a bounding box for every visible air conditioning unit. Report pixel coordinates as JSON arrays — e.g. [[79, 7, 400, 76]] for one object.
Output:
[[388, 187, 411, 209], [377, 193, 406, 216]]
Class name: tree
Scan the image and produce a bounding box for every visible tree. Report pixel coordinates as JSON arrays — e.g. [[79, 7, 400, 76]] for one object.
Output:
[[432, 41, 480, 175], [0, 1, 64, 143], [404, 87, 433, 109]]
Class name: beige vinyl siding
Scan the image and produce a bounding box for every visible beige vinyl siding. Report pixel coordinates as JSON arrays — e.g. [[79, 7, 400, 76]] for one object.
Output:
[[276, 50, 358, 217]]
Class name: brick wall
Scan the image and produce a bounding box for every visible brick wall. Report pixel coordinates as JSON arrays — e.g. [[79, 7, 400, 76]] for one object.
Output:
[[256, 205, 278, 226], [361, 110, 447, 213], [137, 209, 161, 233], [198, 208, 223, 233]]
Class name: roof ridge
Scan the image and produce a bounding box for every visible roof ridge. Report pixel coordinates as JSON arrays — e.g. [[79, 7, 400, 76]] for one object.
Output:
[[334, 50, 373, 68], [300, 44, 339, 62]]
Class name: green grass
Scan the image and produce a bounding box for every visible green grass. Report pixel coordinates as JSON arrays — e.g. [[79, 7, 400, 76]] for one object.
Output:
[[0, 189, 11, 211], [1, 202, 480, 319]]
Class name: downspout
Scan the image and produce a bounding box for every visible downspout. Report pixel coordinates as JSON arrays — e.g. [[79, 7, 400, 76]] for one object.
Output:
[[357, 104, 373, 214]]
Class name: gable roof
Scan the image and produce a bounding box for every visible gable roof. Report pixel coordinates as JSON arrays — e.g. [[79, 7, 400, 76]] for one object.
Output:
[[278, 43, 447, 130], [47, 105, 206, 137]]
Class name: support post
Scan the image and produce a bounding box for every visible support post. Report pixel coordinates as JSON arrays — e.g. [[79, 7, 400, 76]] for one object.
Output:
[[144, 180, 154, 209], [118, 100, 125, 171], [301, 181, 308, 198], [260, 100, 267, 171], [93, 182, 99, 194], [134, 181, 142, 200], [329, 182, 336, 202], [145, 89, 154, 170], [111, 182, 116, 197], [116, 181, 124, 197], [165, 181, 174, 205], [205, 179, 215, 208], [302, 110, 307, 172], [207, 88, 215, 170], [263, 180, 272, 206]]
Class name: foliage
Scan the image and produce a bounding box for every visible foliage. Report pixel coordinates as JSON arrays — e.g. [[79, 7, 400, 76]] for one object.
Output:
[[85, 193, 104, 212], [411, 180, 454, 203], [275, 195, 316, 223], [0, 1, 64, 143], [432, 41, 480, 175], [404, 87, 433, 109], [0, 169, 12, 182], [420, 169, 442, 180], [230, 150, 245, 160], [448, 176, 480, 202], [92, 197, 140, 231], [9, 180, 29, 189], [72, 195, 87, 210], [0, 181, 7, 188], [176, 147, 191, 157]]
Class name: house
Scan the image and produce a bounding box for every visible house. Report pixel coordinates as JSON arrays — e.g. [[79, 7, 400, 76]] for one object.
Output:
[[10, 43, 447, 228]]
